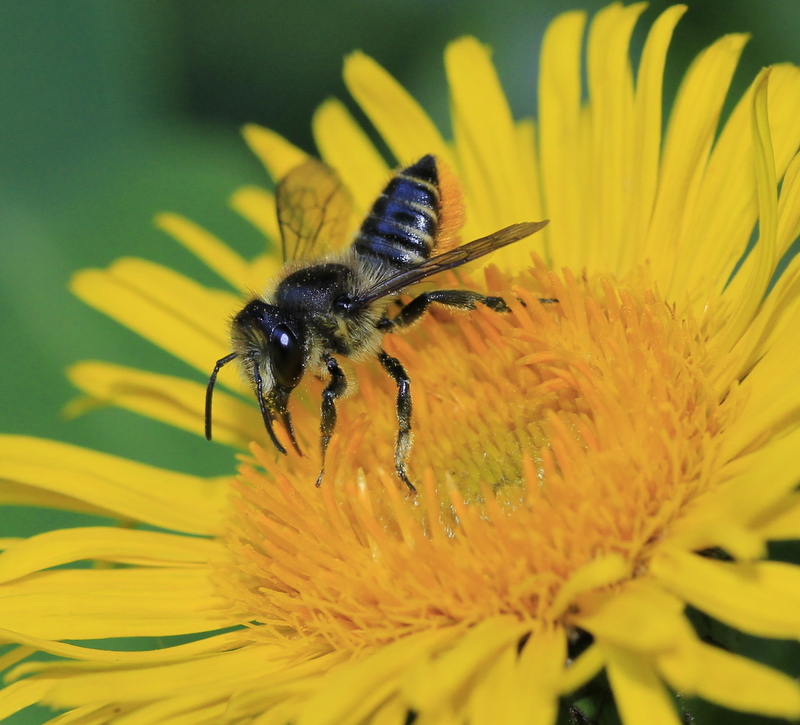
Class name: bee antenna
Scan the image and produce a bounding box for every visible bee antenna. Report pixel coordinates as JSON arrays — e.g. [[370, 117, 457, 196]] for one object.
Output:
[[205, 352, 238, 441], [252, 363, 288, 455]]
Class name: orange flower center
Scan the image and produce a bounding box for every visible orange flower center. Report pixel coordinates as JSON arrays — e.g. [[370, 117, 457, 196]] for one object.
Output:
[[217, 262, 725, 653]]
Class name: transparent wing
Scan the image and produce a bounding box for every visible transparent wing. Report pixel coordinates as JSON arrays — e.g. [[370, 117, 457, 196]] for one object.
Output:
[[276, 158, 355, 263], [354, 220, 549, 307]]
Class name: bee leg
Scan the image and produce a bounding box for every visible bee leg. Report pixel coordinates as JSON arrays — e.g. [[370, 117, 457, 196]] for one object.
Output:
[[377, 350, 416, 493], [317, 353, 347, 487], [382, 289, 503, 330]]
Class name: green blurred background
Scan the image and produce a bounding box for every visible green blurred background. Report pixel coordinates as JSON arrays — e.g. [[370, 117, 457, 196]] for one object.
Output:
[[1, 1, 799, 723]]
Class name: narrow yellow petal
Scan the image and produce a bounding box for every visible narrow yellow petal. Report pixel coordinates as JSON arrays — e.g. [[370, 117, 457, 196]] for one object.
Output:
[[98, 693, 227, 725], [603, 646, 681, 725], [42, 644, 314, 709], [242, 123, 307, 183], [0, 528, 220, 584], [715, 69, 779, 355], [645, 33, 748, 290], [538, 10, 587, 270], [70, 258, 238, 376], [445, 37, 535, 236], [0, 481, 118, 518], [669, 426, 800, 551], [511, 628, 564, 725], [0, 628, 243, 666], [756, 492, 800, 540], [0, 569, 226, 640], [343, 51, 451, 166], [659, 637, 800, 719], [652, 548, 800, 639], [583, 2, 646, 272], [68, 361, 261, 449], [549, 553, 630, 618], [467, 644, 519, 725], [680, 64, 800, 303], [574, 580, 685, 653], [312, 97, 390, 216], [515, 119, 545, 253], [717, 300, 800, 460], [403, 618, 526, 712], [737, 147, 800, 370], [300, 629, 455, 725], [0, 436, 228, 536], [155, 213, 251, 292], [558, 645, 604, 695], [228, 186, 281, 250], [627, 4, 686, 271], [0, 680, 52, 722]]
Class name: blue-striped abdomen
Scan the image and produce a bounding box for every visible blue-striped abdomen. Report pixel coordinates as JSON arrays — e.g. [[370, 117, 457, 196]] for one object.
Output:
[[352, 155, 440, 269]]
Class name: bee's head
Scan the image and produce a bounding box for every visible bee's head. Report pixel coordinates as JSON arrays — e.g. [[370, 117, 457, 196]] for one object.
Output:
[[205, 299, 308, 456]]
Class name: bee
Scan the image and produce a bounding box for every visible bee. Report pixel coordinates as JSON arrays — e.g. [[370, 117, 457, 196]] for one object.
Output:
[[205, 154, 548, 492]]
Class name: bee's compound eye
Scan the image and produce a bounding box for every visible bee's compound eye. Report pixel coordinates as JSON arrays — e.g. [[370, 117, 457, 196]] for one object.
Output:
[[269, 324, 304, 389]]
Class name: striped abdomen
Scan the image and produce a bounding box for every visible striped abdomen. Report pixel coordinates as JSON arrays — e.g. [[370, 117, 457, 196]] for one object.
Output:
[[352, 155, 440, 269]]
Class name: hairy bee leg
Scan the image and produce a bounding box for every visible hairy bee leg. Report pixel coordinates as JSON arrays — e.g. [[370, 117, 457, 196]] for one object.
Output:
[[381, 289, 508, 329], [381, 290, 559, 329], [317, 353, 347, 487], [252, 363, 287, 455], [377, 350, 416, 493]]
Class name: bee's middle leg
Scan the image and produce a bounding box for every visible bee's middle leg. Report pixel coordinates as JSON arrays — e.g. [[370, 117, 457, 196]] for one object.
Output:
[[316, 353, 347, 487], [379, 290, 509, 330], [377, 350, 415, 493]]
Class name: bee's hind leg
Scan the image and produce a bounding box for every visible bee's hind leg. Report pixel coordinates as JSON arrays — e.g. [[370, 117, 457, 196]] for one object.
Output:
[[380, 290, 557, 329], [377, 350, 416, 493], [316, 353, 347, 487]]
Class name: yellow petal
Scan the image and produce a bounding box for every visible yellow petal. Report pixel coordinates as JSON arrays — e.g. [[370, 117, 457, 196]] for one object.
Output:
[[0, 436, 228, 536], [549, 552, 630, 618], [68, 361, 262, 449], [669, 426, 800, 551], [574, 580, 685, 653], [312, 97, 390, 216], [300, 628, 456, 725], [582, 2, 646, 272], [715, 69, 779, 356], [0, 628, 242, 666], [756, 491, 800, 540], [652, 548, 800, 639], [626, 5, 687, 271], [0, 680, 51, 722], [658, 636, 800, 719], [645, 33, 748, 291], [603, 646, 681, 725], [155, 212, 252, 292], [0, 480, 118, 518], [558, 645, 604, 695], [510, 628, 564, 725], [343, 51, 451, 166], [242, 123, 308, 183], [70, 258, 238, 376], [403, 617, 526, 713], [445, 36, 535, 235], [41, 644, 326, 709], [538, 10, 587, 270], [0, 527, 220, 584], [718, 299, 800, 461], [0, 568, 227, 640]]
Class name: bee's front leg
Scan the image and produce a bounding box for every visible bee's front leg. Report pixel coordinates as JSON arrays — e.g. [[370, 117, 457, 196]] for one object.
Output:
[[316, 352, 347, 487], [377, 350, 415, 493]]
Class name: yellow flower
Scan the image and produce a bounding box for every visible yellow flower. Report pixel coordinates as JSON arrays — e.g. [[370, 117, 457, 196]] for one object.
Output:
[[3, 3, 800, 723]]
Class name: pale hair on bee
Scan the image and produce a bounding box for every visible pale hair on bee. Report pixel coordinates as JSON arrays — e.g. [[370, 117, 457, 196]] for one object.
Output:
[[205, 154, 549, 492]]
